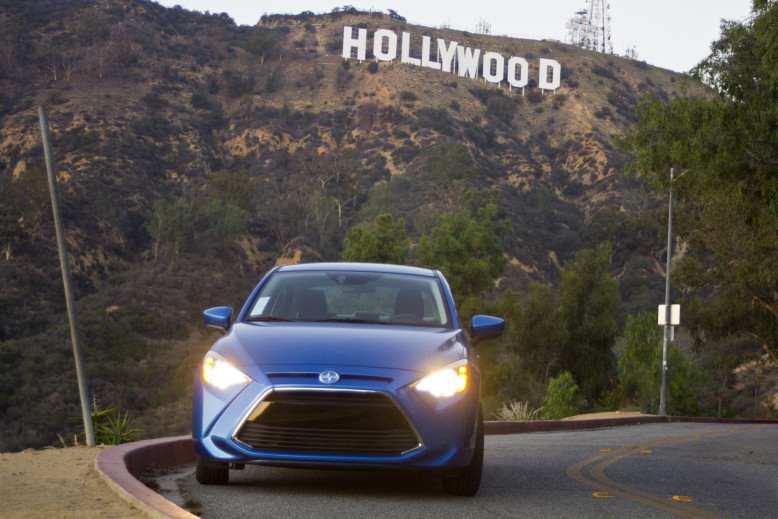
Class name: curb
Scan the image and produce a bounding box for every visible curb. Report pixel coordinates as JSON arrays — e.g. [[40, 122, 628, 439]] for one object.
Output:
[[95, 435, 198, 519], [484, 415, 667, 434], [485, 415, 778, 435], [96, 417, 778, 518]]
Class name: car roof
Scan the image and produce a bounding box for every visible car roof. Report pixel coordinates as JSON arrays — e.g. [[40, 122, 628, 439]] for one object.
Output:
[[274, 262, 438, 278]]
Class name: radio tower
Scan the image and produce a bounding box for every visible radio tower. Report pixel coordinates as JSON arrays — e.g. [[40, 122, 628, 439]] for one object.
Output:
[[476, 18, 492, 36], [566, 1, 613, 54]]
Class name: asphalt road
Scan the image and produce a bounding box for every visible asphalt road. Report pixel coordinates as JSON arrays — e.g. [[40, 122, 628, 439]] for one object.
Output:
[[180, 422, 778, 518]]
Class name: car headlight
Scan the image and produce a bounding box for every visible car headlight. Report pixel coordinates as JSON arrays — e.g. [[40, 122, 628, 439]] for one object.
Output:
[[413, 362, 468, 398], [202, 354, 250, 390]]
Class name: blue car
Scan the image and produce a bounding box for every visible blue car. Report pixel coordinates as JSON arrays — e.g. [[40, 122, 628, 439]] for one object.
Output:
[[192, 262, 504, 495]]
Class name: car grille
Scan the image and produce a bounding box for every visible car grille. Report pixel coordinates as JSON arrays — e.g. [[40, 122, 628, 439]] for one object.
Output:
[[234, 390, 422, 456]]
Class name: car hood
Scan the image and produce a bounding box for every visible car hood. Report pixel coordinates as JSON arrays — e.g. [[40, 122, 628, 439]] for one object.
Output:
[[213, 322, 466, 374]]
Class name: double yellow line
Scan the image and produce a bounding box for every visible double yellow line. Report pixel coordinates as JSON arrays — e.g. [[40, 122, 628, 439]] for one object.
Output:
[[566, 427, 760, 518]]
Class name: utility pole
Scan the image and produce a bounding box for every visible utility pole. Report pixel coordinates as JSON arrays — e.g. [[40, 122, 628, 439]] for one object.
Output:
[[658, 168, 674, 416], [39, 106, 96, 447]]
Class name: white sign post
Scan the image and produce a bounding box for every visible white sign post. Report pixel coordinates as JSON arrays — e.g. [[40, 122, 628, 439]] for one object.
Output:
[[657, 304, 681, 326]]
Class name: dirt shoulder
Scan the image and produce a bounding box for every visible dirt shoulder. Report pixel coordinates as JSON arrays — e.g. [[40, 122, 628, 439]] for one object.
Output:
[[2, 446, 146, 519]]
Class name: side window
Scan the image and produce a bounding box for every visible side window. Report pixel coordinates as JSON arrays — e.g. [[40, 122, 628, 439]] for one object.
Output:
[[249, 283, 294, 318]]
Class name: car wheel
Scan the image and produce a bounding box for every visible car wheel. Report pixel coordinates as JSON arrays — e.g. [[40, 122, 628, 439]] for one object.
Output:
[[196, 455, 229, 485], [441, 406, 483, 496]]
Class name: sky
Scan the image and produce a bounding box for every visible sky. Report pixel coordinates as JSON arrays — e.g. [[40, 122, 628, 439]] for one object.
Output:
[[153, 0, 754, 72]]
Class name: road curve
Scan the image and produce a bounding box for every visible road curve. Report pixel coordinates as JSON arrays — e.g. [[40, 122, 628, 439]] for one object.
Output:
[[96, 418, 778, 518], [182, 422, 778, 519]]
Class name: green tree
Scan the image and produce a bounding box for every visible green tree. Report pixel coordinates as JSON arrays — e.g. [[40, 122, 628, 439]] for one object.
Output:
[[1, 168, 49, 245], [480, 285, 566, 408], [357, 183, 396, 221], [492, 285, 567, 384], [206, 200, 249, 246], [244, 27, 277, 63], [208, 169, 253, 211], [416, 204, 509, 314], [622, 0, 778, 365], [558, 247, 618, 402], [481, 247, 617, 409], [618, 312, 703, 415], [618, 312, 663, 413], [306, 190, 334, 251], [341, 213, 409, 264], [144, 199, 194, 261], [426, 143, 475, 185]]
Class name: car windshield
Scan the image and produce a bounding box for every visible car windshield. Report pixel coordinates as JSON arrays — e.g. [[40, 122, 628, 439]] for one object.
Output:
[[246, 270, 451, 327]]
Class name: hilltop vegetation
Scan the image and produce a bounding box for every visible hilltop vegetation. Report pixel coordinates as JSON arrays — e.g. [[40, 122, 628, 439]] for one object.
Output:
[[0, 0, 774, 450]]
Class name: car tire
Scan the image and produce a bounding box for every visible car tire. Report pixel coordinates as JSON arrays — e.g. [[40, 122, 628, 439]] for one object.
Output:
[[196, 455, 229, 485], [441, 405, 483, 496]]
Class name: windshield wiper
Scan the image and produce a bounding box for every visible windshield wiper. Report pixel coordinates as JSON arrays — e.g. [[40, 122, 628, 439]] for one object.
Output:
[[245, 316, 294, 322], [310, 317, 383, 324]]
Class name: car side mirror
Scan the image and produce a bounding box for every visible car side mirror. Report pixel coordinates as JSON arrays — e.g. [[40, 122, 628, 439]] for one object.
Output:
[[203, 306, 232, 332], [470, 314, 505, 347]]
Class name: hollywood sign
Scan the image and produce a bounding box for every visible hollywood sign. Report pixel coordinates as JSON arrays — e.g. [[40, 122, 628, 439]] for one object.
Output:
[[342, 26, 562, 92]]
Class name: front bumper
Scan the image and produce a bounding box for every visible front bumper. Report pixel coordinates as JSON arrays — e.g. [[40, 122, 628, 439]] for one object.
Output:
[[192, 366, 479, 470]]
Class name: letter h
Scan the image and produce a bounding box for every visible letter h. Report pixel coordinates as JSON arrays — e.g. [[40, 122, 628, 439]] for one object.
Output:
[[342, 26, 367, 61]]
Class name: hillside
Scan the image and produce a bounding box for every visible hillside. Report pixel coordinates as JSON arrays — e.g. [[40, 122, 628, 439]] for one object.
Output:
[[0, 0, 686, 450]]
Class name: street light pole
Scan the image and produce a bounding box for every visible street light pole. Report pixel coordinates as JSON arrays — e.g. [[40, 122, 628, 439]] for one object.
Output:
[[39, 106, 96, 446], [658, 167, 674, 417]]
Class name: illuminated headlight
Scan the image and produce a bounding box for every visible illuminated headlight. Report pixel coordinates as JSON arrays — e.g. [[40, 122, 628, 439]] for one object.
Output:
[[413, 362, 468, 398], [202, 353, 250, 390]]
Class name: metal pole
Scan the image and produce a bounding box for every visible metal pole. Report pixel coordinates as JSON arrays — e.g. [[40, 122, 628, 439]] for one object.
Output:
[[39, 106, 96, 447], [659, 168, 674, 416]]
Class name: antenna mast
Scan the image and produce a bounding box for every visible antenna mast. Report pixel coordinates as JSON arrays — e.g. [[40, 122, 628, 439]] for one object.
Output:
[[476, 18, 491, 36], [566, 1, 613, 54]]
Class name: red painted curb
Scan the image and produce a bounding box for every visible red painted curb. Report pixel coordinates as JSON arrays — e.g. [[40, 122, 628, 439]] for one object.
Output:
[[485, 415, 667, 434], [95, 435, 198, 519], [485, 415, 778, 435]]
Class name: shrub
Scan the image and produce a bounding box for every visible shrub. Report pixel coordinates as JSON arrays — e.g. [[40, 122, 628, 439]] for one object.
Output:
[[591, 64, 616, 80], [45, 90, 67, 105], [526, 91, 543, 104], [541, 371, 585, 420], [190, 90, 210, 109], [552, 93, 568, 109], [141, 92, 167, 110], [486, 96, 515, 125], [497, 401, 542, 421], [77, 397, 142, 445], [597, 379, 624, 411], [223, 71, 254, 98], [416, 108, 453, 135], [244, 27, 277, 59], [326, 36, 341, 52], [334, 66, 351, 90]]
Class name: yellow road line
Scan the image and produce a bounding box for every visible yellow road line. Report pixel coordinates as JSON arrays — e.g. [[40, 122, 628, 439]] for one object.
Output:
[[566, 427, 761, 518]]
